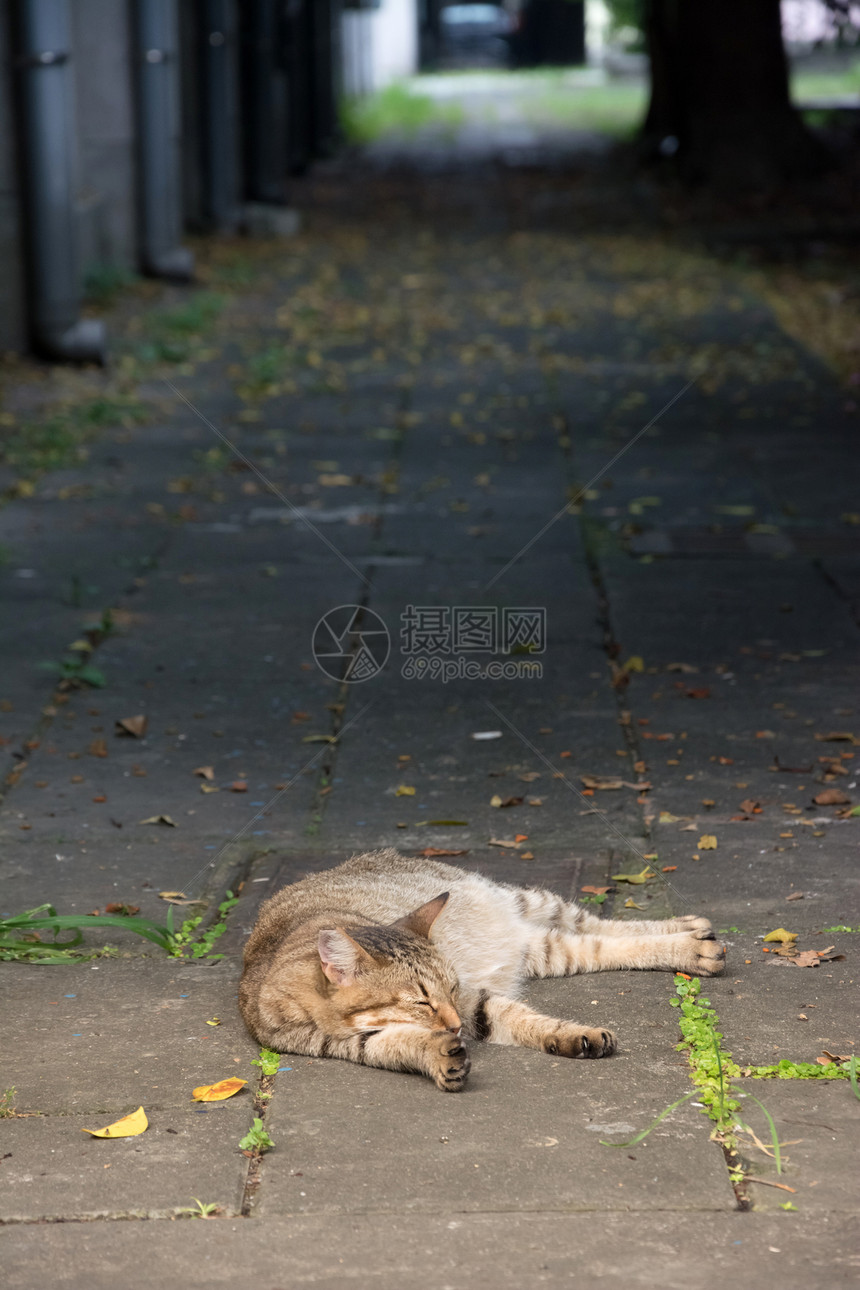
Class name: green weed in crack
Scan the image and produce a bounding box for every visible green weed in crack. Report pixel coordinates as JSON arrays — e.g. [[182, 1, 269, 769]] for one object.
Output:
[[166, 891, 239, 961], [602, 975, 853, 1167]]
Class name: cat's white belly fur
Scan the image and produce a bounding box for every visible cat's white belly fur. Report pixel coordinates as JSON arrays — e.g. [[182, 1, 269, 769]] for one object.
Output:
[[430, 874, 530, 996]]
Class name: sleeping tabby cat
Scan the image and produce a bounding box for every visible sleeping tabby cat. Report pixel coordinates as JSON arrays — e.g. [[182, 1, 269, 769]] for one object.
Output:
[[239, 849, 725, 1091]]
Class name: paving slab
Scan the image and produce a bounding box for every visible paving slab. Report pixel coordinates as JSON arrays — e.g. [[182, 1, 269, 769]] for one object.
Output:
[[256, 981, 736, 1218], [1, 1101, 249, 1221], [732, 1079, 860, 1214], [2, 1211, 857, 1290], [0, 960, 257, 1116]]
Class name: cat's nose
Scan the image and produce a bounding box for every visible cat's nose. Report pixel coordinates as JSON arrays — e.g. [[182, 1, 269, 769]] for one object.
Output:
[[438, 1005, 461, 1033]]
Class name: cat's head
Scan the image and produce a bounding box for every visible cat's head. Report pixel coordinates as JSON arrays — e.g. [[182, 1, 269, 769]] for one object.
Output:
[[316, 893, 461, 1034]]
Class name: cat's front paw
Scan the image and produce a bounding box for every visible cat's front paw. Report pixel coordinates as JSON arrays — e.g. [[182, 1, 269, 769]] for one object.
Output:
[[677, 928, 726, 976], [429, 1031, 471, 1092], [543, 1025, 617, 1059]]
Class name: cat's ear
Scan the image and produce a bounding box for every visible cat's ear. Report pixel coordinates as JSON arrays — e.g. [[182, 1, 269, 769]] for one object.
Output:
[[317, 929, 370, 987], [393, 891, 450, 939]]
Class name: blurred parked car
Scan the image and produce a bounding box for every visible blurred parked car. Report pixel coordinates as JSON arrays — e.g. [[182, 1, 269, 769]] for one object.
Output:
[[439, 4, 515, 67]]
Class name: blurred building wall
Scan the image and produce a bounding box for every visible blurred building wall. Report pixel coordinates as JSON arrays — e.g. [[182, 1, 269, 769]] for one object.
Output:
[[342, 0, 418, 97]]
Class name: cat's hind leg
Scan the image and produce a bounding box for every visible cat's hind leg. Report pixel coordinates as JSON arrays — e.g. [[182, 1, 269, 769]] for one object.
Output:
[[466, 989, 616, 1059], [524, 925, 725, 977], [509, 884, 712, 939]]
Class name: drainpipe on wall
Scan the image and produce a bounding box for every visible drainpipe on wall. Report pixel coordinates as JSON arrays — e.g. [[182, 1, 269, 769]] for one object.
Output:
[[133, 0, 194, 281], [14, 0, 105, 362]]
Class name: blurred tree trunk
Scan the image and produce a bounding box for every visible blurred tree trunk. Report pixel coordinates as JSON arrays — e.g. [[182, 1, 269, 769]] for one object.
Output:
[[642, 0, 827, 185]]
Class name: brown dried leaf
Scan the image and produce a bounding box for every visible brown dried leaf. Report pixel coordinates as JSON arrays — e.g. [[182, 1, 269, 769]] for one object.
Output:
[[88, 739, 108, 758], [115, 715, 147, 738], [193, 765, 215, 781], [417, 847, 469, 857], [790, 950, 821, 968], [813, 788, 851, 806]]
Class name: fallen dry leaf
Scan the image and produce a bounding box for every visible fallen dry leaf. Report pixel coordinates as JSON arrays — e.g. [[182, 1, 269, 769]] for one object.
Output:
[[518, 771, 541, 782], [418, 847, 469, 857], [491, 795, 523, 808], [191, 1078, 247, 1102], [82, 1107, 148, 1139], [230, 781, 248, 793], [662, 865, 678, 872], [520, 851, 534, 860], [739, 799, 761, 814], [395, 785, 416, 797], [115, 715, 147, 738], [763, 927, 798, 944], [611, 866, 653, 885], [104, 902, 140, 916], [581, 885, 611, 896], [698, 835, 717, 850], [821, 1049, 852, 1063], [813, 788, 851, 806], [488, 838, 522, 849], [785, 891, 805, 901], [814, 731, 857, 743], [200, 784, 220, 794], [659, 810, 680, 823], [302, 734, 336, 744], [624, 898, 646, 909], [581, 775, 650, 791], [158, 890, 186, 900], [139, 814, 177, 827], [88, 739, 108, 758], [791, 950, 822, 968], [666, 662, 698, 673], [193, 766, 215, 781]]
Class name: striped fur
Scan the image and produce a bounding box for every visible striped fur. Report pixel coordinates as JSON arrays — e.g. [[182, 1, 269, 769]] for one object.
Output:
[[239, 849, 724, 1091]]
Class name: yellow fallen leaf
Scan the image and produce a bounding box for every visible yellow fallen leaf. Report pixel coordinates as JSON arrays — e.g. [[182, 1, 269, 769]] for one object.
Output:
[[395, 785, 416, 797], [659, 811, 680, 823], [698, 835, 717, 850], [764, 927, 798, 944], [623, 655, 645, 673], [611, 866, 654, 885], [205, 1017, 221, 1027], [192, 1078, 247, 1102], [200, 784, 220, 794], [490, 794, 503, 807], [83, 1106, 148, 1138], [158, 890, 186, 900], [139, 814, 177, 827], [624, 898, 646, 909]]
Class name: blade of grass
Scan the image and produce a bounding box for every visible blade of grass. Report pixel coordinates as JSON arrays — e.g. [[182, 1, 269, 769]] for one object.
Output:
[[849, 1054, 860, 1102], [600, 1089, 700, 1147], [741, 1091, 783, 1174]]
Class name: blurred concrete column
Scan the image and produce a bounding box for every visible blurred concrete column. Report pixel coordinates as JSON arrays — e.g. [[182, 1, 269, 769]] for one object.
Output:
[[133, 0, 194, 280], [14, 0, 105, 361], [200, 0, 242, 231]]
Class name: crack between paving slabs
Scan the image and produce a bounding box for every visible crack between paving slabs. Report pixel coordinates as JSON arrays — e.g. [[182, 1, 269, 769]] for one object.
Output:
[[236, 385, 413, 1215], [0, 534, 175, 810], [576, 503, 753, 1210]]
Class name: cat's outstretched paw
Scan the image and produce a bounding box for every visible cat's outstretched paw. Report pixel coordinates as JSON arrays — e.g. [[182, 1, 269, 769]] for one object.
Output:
[[429, 1031, 471, 1092], [677, 928, 726, 976], [543, 1025, 617, 1059], [676, 914, 713, 935]]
